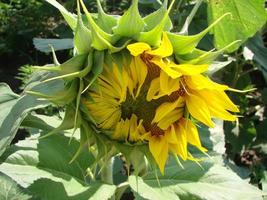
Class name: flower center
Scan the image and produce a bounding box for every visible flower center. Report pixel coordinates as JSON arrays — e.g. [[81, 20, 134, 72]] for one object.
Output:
[[140, 53, 161, 79], [120, 86, 165, 134]]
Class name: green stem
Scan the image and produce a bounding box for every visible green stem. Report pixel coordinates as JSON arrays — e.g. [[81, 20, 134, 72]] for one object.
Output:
[[100, 157, 114, 185], [179, 0, 203, 35], [231, 53, 243, 87]]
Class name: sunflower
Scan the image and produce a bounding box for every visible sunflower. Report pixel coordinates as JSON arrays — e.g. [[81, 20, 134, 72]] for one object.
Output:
[[84, 32, 238, 174]]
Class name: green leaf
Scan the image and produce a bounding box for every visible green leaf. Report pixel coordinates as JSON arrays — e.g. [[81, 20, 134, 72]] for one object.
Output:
[[21, 113, 60, 132], [129, 156, 263, 200], [0, 133, 116, 200], [207, 59, 234, 76], [0, 84, 20, 127], [0, 173, 31, 200], [113, 0, 145, 38], [45, 0, 77, 31], [33, 38, 74, 53], [245, 34, 267, 81], [208, 0, 267, 52], [40, 105, 80, 139], [0, 73, 63, 157]]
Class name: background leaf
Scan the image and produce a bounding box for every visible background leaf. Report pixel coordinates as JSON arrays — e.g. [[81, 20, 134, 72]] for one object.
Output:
[[0, 173, 31, 200], [208, 0, 267, 52], [245, 34, 267, 81], [0, 130, 116, 200], [0, 71, 64, 157], [33, 38, 74, 53], [129, 156, 263, 200]]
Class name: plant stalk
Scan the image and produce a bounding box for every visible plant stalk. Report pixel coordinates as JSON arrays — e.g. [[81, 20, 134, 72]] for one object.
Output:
[[100, 157, 114, 185]]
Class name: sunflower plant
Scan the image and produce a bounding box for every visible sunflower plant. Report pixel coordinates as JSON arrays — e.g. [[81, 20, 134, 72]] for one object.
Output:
[[0, 0, 266, 199]]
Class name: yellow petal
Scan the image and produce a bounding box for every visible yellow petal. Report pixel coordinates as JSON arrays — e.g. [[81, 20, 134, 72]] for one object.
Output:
[[147, 78, 160, 101], [113, 66, 128, 102], [148, 135, 169, 174], [214, 90, 239, 112], [157, 142, 168, 174], [113, 118, 131, 141], [151, 58, 182, 79], [195, 89, 239, 113], [127, 42, 151, 56], [173, 123, 188, 160], [185, 74, 228, 91], [134, 56, 148, 97], [100, 110, 121, 129], [209, 106, 237, 121], [169, 63, 208, 76], [148, 32, 173, 57], [147, 75, 180, 101], [181, 119, 207, 152], [185, 94, 215, 127], [113, 120, 124, 140], [157, 108, 184, 130], [153, 98, 184, 124], [159, 71, 180, 95], [166, 125, 179, 144]]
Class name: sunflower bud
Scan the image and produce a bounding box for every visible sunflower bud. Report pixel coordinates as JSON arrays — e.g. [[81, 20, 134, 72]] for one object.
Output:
[[37, 0, 239, 174]]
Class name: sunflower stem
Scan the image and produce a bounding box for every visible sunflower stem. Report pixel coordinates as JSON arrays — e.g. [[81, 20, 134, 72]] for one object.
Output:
[[100, 157, 114, 185], [179, 0, 203, 35]]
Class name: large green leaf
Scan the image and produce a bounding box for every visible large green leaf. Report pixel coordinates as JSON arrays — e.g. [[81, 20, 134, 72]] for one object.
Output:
[[0, 132, 116, 200], [0, 71, 64, 157], [0, 173, 31, 200], [0, 83, 20, 128], [208, 0, 267, 52], [129, 156, 263, 200]]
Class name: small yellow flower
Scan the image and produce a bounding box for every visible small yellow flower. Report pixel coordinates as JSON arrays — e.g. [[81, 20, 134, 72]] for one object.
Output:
[[84, 33, 238, 174]]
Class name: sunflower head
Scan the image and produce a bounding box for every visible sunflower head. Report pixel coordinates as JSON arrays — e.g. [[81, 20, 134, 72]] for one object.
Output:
[[84, 31, 239, 173], [33, 0, 239, 174]]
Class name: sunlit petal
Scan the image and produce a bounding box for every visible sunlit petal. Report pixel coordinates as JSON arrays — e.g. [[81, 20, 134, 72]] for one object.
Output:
[[185, 94, 215, 127], [148, 32, 173, 57], [127, 42, 151, 56]]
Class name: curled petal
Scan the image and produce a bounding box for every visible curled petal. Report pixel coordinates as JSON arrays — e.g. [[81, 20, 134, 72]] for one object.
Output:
[[127, 42, 151, 56], [148, 32, 173, 57]]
